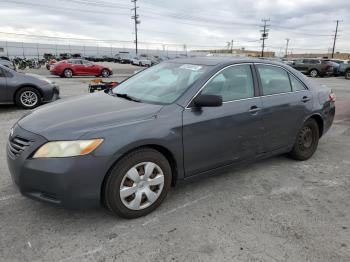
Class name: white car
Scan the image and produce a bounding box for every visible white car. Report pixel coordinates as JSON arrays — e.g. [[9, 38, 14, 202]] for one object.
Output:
[[131, 56, 152, 67]]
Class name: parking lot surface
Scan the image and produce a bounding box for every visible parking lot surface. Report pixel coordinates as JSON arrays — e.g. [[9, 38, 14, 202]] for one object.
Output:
[[1, 66, 350, 261]]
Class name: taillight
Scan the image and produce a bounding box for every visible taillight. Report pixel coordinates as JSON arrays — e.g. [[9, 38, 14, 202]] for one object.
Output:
[[329, 90, 336, 102]]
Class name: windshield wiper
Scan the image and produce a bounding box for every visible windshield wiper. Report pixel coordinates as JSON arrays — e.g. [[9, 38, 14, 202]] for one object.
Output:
[[114, 93, 141, 102]]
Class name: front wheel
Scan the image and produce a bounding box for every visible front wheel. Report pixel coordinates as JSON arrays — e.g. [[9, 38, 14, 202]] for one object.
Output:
[[104, 148, 172, 219], [63, 69, 73, 78], [101, 69, 110, 78], [15, 87, 41, 109], [288, 118, 319, 161]]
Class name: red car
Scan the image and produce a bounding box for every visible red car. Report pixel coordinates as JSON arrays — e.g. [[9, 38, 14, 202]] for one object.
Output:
[[50, 59, 113, 78]]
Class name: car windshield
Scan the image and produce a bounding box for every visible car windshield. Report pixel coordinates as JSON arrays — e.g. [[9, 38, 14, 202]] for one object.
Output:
[[112, 62, 211, 104]]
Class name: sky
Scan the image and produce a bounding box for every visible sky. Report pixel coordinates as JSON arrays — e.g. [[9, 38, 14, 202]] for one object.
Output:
[[0, 0, 349, 55]]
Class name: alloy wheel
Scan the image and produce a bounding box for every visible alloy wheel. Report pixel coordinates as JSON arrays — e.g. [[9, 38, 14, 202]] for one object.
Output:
[[102, 70, 109, 77], [119, 162, 165, 210], [310, 70, 318, 77], [20, 91, 38, 107], [64, 69, 72, 78]]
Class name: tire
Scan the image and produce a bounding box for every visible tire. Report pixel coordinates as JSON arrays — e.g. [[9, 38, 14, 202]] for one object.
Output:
[[309, 69, 319, 77], [288, 118, 319, 161], [101, 69, 110, 78], [63, 68, 73, 78], [139, 62, 142, 67], [104, 148, 172, 219], [345, 70, 350, 80], [15, 87, 41, 109]]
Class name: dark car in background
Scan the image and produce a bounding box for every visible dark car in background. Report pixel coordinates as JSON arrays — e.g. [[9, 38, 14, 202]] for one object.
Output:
[[7, 58, 335, 218], [323, 60, 341, 76], [0, 64, 59, 109], [50, 59, 113, 78], [114, 52, 132, 64], [338, 60, 350, 79], [291, 58, 334, 77]]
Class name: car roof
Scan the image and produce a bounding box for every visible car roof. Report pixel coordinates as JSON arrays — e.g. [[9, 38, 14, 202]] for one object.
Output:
[[167, 56, 285, 66]]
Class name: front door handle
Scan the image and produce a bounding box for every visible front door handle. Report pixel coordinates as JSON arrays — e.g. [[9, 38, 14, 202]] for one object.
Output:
[[301, 96, 311, 103], [248, 105, 261, 113]]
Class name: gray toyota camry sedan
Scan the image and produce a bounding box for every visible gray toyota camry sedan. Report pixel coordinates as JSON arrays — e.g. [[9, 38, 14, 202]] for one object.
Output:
[[7, 58, 335, 218]]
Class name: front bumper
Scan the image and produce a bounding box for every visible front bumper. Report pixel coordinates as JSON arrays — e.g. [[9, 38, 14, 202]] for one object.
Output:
[[43, 85, 60, 103], [6, 125, 109, 209]]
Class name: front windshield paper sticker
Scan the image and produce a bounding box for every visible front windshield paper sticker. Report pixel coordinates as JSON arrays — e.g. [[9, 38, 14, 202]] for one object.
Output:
[[179, 64, 202, 71]]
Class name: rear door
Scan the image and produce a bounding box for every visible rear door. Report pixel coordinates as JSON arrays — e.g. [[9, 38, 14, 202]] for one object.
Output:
[[0, 67, 7, 102], [255, 64, 313, 152], [183, 64, 264, 176]]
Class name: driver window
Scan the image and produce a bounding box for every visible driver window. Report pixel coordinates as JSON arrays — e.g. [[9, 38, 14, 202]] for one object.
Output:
[[201, 64, 254, 102]]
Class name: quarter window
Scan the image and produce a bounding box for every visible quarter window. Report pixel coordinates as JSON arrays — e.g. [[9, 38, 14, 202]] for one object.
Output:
[[201, 64, 254, 102], [256, 65, 292, 95], [289, 74, 306, 91]]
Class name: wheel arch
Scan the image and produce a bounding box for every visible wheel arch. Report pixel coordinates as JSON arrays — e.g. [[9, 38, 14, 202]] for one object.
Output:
[[100, 144, 179, 205], [13, 84, 43, 103], [307, 114, 324, 138], [309, 68, 319, 74], [63, 67, 74, 76]]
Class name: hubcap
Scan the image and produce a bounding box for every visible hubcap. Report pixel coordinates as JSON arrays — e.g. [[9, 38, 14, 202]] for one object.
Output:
[[120, 162, 164, 210], [20, 91, 38, 107], [310, 70, 317, 77], [299, 127, 313, 150]]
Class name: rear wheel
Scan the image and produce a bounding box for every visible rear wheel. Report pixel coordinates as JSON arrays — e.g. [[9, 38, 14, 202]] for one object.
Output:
[[345, 70, 350, 80], [104, 148, 172, 219], [101, 69, 110, 78], [15, 87, 41, 109], [309, 69, 319, 77], [289, 118, 319, 161], [63, 68, 73, 78]]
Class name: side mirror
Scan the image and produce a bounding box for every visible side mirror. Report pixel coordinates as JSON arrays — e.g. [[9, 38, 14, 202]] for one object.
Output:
[[193, 94, 222, 108]]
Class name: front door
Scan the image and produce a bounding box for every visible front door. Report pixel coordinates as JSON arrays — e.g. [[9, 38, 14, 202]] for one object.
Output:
[[183, 64, 264, 177]]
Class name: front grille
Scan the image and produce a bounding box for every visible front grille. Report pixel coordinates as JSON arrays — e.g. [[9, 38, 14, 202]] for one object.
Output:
[[8, 136, 32, 158]]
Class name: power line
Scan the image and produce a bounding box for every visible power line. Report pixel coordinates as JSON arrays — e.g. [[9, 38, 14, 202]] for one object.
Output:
[[285, 38, 290, 57], [131, 0, 140, 55], [260, 18, 270, 57], [331, 20, 342, 58]]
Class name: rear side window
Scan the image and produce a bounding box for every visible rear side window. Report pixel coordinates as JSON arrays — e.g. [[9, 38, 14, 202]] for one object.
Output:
[[257, 65, 292, 95], [289, 74, 306, 91], [202, 64, 254, 102]]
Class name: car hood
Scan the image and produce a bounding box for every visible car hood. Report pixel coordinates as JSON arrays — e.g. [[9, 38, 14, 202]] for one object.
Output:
[[18, 92, 163, 140]]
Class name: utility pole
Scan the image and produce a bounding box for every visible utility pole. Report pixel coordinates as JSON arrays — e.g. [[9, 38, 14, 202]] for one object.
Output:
[[260, 18, 270, 57], [131, 0, 140, 55], [331, 20, 342, 58], [230, 39, 233, 54], [285, 38, 290, 58]]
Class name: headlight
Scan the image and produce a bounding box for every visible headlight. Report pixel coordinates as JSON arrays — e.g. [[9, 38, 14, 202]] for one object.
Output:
[[33, 139, 103, 158]]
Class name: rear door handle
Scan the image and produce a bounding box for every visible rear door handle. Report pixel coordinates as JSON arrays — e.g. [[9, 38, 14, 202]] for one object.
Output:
[[248, 105, 261, 113], [301, 96, 311, 103]]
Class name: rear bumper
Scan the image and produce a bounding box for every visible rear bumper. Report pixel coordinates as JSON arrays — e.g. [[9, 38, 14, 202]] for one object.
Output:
[[323, 102, 335, 135]]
